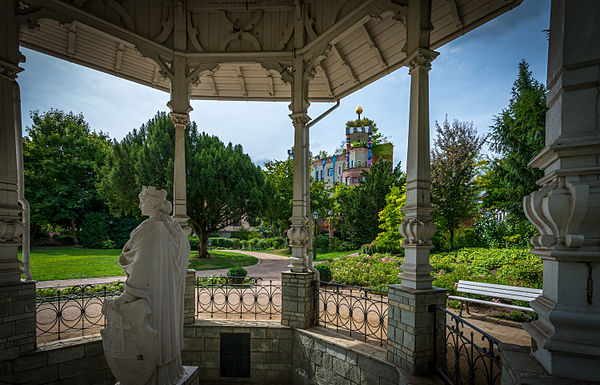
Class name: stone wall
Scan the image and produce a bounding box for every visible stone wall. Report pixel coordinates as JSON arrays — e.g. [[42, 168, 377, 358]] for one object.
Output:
[[0, 281, 36, 361], [0, 335, 115, 385], [182, 319, 293, 384], [293, 328, 399, 385]]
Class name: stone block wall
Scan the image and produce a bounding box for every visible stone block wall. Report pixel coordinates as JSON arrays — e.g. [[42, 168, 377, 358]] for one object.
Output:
[[0, 335, 115, 385], [293, 328, 399, 385], [0, 281, 36, 361], [184, 269, 196, 325], [182, 319, 293, 384], [281, 271, 315, 329], [387, 285, 446, 375]]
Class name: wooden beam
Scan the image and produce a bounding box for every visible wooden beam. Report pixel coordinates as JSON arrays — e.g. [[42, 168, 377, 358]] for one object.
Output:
[[445, 0, 463, 29], [360, 24, 387, 70], [331, 44, 358, 86], [67, 23, 77, 55], [237, 66, 247, 96], [114, 42, 125, 70], [266, 70, 275, 96], [208, 74, 218, 96]]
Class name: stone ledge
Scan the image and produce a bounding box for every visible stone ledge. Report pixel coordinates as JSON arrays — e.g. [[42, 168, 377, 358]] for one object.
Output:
[[501, 343, 600, 385]]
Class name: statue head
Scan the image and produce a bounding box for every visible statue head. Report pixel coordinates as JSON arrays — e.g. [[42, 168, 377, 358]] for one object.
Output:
[[138, 186, 172, 217]]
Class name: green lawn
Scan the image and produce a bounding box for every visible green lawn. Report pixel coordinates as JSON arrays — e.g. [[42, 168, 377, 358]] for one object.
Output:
[[264, 248, 358, 261], [22, 247, 258, 281]]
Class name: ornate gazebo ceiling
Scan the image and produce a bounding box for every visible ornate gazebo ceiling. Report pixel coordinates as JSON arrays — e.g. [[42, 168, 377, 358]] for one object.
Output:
[[17, 0, 522, 101]]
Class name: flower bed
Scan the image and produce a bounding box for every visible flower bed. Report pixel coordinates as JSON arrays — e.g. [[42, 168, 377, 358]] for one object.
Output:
[[328, 248, 543, 296]]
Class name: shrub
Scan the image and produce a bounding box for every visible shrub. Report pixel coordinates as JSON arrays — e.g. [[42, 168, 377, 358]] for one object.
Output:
[[315, 264, 332, 282], [230, 227, 251, 240], [102, 239, 117, 249], [315, 235, 330, 251], [334, 241, 356, 252], [227, 265, 248, 277], [80, 212, 109, 248]]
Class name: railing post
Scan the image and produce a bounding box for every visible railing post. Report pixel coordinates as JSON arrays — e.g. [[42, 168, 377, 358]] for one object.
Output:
[[183, 269, 196, 325], [281, 271, 315, 329]]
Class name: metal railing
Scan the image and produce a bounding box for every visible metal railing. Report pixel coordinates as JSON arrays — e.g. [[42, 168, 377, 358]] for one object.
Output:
[[315, 281, 388, 346], [430, 304, 502, 385], [195, 276, 281, 320], [36, 282, 124, 343]]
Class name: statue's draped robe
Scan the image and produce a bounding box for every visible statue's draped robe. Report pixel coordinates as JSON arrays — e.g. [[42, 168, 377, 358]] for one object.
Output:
[[119, 215, 190, 384]]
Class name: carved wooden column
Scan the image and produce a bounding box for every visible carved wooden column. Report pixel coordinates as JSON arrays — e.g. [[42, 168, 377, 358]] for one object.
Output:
[[518, 1, 600, 381], [286, 2, 311, 274], [168, 55, 192, 234], [387, 0, 446, 375], [0, 1, 36, 359]]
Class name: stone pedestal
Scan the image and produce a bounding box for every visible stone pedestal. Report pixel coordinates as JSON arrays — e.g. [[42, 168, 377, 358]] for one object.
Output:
[[184, 269, 196, 325], [281, 271, 315, 329], [0, 281, 36, 360], [386, 285, 446, 375]]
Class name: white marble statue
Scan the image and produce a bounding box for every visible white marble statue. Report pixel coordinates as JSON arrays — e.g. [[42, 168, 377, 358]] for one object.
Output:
[[102, 186, 190, 385]]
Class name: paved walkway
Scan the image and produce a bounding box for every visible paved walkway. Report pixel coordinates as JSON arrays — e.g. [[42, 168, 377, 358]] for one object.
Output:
[[36, 249, 288, 288]]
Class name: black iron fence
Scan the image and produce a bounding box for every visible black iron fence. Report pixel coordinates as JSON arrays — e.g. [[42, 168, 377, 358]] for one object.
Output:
[[195, 276, 281, 320], [315, 282, 388, 346], [36, 282, 124, 342], [429, 304, 502, 385]]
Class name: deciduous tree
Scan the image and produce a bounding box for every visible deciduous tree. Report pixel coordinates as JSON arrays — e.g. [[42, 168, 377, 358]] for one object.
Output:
[[24, 109, 109, 244], [431, 117, 485, 249]]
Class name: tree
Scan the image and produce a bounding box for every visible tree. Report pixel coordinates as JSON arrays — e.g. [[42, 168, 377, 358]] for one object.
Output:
[[375, 184, 406, 253], [23, 109, 109, 244], [335, 160, 404, 247], [99, 112, 268, 257], [431, 117, 485, 249], [261, 159, 293, 235], [484, 60, 546, 217]]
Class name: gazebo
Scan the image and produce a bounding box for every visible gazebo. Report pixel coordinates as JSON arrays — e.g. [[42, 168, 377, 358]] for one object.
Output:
[[1, 0, 598, 384]]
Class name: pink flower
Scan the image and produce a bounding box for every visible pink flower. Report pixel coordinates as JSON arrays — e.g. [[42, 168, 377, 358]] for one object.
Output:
[[493, 298, 500, 304], [382, 257, 388, 262], [454, 282, 459, 288]]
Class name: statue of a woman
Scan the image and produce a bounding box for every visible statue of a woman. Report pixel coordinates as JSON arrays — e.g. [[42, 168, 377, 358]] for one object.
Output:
[[102, 186, 190, 385]]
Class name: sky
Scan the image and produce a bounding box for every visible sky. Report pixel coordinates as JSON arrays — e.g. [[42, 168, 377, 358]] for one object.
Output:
[[18, 0, 550, 169]]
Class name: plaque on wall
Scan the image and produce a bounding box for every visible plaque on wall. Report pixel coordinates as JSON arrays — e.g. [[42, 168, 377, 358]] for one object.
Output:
[[220, 333, 250, 377]]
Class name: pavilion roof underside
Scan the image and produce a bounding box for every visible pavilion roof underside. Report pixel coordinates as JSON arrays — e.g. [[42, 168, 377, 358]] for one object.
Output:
[[18, 0, 522, 102]]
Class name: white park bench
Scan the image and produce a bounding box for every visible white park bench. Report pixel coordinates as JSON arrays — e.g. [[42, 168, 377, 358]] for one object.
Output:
[[448, 280, 543, 316]]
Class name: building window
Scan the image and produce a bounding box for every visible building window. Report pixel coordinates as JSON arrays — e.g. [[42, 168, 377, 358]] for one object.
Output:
[[345, 177, 349, 185], [351, 160, 353, 168], [315, 170, 318, 180], [353, 177, 359, 183], [338, 166, 341, 174], [362, 176, 366, 182], [327, 168, 334, 176], [358, 160, 361, 167]]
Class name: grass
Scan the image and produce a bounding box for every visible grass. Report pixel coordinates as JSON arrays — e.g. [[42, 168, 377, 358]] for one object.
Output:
[[22, 247, 258, 281], [264, 248, 358, 261]]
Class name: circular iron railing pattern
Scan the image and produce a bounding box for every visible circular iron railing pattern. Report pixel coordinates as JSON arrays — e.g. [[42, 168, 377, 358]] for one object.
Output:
[[430, 304, 502, 385], [195, 277, 282, 320], [36, 282, 124, 342], [315, 281, 388, 347]]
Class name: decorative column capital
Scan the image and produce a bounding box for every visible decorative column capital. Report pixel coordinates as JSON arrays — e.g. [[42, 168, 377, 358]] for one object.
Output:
[[0, 59, 23, 81], [399, 216, 436, 247], [287, 216, 310, 273], [170, 112, 190, 127], [289, 112, 311, 127], [0, 215, 24, 245], [406, 48, 439, 74]]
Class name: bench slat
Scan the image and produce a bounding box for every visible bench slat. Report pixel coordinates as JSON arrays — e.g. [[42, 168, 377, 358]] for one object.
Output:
[[457, 280, 542, 294], [448, 295, 534, 312], [457, 287, 539, 302]]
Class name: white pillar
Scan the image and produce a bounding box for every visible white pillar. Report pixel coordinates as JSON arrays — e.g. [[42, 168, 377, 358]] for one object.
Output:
[[398, 0, 439, 290], [522, 0, 600, 380], [287, 2, 311, 273], [167, 56, 191, 234], [0, 2, 25, 284]]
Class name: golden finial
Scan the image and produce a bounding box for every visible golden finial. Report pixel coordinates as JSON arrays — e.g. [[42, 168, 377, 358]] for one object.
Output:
[[356, 106, 363, 120]]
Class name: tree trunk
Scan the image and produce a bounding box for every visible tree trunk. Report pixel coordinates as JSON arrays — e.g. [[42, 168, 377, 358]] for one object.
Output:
[[70, 218, 79, 245], [198, 231, 209, 258]]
